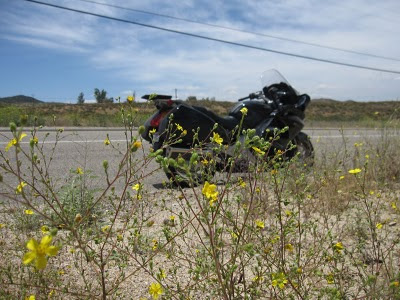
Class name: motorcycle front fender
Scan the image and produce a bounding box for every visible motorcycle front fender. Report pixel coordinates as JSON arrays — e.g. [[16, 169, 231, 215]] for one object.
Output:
[[255, 116, 291, 151]]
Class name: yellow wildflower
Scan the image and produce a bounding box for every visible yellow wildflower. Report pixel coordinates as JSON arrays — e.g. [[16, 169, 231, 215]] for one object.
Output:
[[390, 281, 400, 287], [25, 295, 35, 300], [285, 243, 294, 252], [285, 210, 292, 217], [24, 209, 34, 215], [169, 215, 175, 222], [339, 175, 345, 180], [101, 225, 110, 233], [271, 272, 288, 289], [202, 181, 218, 205], [131, 140, 142, 152], [5, 132, 27, 152], [152, 239, 158, 251], [104, 137, 110, 146], [23, 235, 59, 270], [16, 182, 27, 194], [201, 158, 209, 165], [0, 223, 5, 229], [211, 132, 223, 145], [238, 177, 246, 188], [391, 202, 397, 210], [348, 168, 362, 174], [252, 146, 265, 155], [326, 273, 335, 284], [333, 242, 344, 253], [240, 107, 248, 115], [127, 95, 135, 102], [148, 282, 163, 299], [231, 231, 238, 240], [255, 219, 265, 229], [149, 128, 156, 135], [76, 167, 84, 175], [376, 223, 383, 230], [175, 123, 183, 131], [31, 136, 39, 145], [132, 183, 141, 191], [252, 275, 264, 282], [41, 225, 49, 234]]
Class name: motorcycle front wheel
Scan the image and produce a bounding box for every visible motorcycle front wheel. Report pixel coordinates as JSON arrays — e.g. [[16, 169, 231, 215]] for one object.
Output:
[[293, 132, 314, 165]]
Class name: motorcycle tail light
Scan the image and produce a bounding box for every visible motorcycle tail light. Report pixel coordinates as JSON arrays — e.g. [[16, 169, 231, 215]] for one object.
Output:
[[150, 111, 169, 128]]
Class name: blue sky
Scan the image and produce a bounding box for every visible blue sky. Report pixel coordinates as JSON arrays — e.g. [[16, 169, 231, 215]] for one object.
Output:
[[1, 0, 400, 103]]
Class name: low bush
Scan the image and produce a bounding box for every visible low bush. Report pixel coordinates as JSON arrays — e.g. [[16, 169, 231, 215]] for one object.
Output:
[[0, 101, 400, 299]]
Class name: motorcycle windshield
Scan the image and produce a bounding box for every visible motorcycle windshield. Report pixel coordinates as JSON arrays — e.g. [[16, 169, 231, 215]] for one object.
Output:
[[260, 69, 299, 95]]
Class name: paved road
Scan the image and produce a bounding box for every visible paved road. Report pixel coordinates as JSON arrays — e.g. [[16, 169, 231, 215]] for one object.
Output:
[[0, 127, 399, 191]]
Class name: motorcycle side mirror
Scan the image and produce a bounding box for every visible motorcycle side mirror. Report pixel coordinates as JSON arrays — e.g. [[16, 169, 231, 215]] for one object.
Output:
[[295, 94, 311, 110]]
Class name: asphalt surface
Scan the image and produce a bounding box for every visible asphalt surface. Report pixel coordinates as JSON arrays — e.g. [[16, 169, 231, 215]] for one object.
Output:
[[0, 127, 399, 192]]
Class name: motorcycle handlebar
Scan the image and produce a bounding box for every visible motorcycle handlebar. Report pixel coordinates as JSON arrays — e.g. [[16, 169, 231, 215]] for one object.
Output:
[[238, 96, 249, 102], [238, 92, 261, 102]]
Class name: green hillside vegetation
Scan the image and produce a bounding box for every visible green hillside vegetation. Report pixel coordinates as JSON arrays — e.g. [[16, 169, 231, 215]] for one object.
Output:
[[0, 95, 43, 104], [0, 96, 399, 127]]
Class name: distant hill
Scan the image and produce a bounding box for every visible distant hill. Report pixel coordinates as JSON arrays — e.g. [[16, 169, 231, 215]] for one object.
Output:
[[0, 95, 43, 104]]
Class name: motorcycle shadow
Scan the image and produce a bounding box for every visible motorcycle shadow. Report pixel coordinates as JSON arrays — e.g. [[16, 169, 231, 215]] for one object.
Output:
[[151, 174, 245, 190]]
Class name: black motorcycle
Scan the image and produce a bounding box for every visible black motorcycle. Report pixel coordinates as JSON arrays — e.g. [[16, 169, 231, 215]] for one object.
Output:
[[141, 69, 314, 185]]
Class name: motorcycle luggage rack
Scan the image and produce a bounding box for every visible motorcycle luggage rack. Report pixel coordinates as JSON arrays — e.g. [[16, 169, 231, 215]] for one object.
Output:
[[142, 94, 172, 101]]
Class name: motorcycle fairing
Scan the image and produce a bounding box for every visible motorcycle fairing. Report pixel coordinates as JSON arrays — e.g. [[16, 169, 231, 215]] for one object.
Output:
[[155, 104, 230, 150], [229, 100, 273, 129]]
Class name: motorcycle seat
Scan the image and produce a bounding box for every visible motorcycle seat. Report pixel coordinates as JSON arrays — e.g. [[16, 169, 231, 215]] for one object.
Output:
[[193, 106, 239, 131]]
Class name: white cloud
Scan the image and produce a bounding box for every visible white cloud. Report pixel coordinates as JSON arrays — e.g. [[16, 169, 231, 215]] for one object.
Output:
[[1, 35, 89, 53]]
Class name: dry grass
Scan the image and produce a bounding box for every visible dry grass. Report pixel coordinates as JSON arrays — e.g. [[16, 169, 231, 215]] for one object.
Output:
[[1, 99, 400, 128]]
